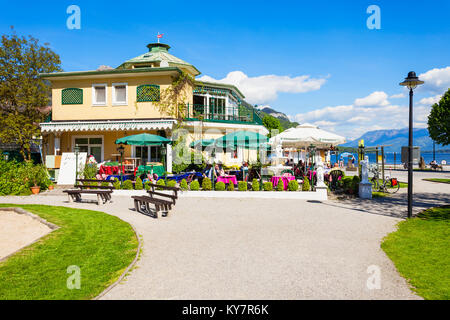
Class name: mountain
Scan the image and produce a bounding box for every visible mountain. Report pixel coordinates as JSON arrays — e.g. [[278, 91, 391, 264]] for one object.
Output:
[[343, 128, 445, 152], [253, 105, 299, 130], [255, 106, 290, 121]]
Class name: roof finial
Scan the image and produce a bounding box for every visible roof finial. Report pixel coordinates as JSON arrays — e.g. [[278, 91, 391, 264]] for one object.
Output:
[[157, 32, 164, 43]]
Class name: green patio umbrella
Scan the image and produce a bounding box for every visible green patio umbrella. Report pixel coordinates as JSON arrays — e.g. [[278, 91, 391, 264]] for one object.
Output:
[[214, 131, 268, 149], [115, 133, 171, 146], [189, 139, 215, 148]]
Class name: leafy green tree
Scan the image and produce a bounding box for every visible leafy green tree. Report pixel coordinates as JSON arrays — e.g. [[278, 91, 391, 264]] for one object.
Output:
[[428, 89, 450, 146], [0, 29, 62, 160], [262, 115, 283, 137]]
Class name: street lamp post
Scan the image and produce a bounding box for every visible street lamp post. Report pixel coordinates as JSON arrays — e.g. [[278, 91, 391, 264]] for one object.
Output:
[[400, 71, 424, 218], [74, 144, 80, 186], [161, 145, 167, 184], [117, 144, 125, 187]]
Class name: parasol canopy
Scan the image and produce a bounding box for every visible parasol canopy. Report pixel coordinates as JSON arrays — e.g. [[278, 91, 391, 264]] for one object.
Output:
[[214, 131, 268, 150], [115, 133, 171, 146], [270, 123, 346, 148], [189, 139, 215, 148]]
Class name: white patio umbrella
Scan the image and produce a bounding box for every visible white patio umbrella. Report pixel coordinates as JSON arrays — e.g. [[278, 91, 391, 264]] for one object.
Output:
[[270, 123, 346, 149]]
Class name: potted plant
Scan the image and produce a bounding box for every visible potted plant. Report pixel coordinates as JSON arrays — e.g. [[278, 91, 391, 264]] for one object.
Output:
[[28, 164, 46, 194], [48, 182, 54, 191]]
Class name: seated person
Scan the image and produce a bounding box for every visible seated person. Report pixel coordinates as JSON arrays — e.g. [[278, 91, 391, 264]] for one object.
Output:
[[217, 164, 225, 177], [240, 162, 249, 181]]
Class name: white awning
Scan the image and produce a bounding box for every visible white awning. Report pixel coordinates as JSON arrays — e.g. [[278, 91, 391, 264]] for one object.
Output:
[[40, 120, 175, 133]]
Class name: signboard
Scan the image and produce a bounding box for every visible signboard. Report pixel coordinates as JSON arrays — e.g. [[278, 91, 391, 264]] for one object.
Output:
[[57, 152, 87, 185], [401, 146, 420, 164]]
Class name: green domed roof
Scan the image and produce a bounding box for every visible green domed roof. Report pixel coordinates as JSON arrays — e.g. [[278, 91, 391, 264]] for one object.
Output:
[[117, 43, 200, 76]]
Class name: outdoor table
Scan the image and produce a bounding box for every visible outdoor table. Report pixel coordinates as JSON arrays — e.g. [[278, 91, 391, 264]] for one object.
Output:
[[271, 175, 296, 190], [135, 164, 165, 177], [217, 175, 238, 185]]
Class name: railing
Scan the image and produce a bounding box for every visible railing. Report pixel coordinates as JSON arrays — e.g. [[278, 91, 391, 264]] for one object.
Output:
[[185, 104, 263, 125]]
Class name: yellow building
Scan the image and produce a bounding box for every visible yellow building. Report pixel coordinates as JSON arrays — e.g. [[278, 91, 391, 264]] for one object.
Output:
[[40, 42, 268, 172]]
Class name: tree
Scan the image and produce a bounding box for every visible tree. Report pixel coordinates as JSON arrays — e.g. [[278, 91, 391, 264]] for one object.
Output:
[[262, 115, 283, 137], [428, 89, 450, 146], [0, 29, 61, 160]]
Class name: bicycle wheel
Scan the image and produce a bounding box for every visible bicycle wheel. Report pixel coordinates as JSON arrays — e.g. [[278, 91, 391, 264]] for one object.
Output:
[[385, 178, 400, 194], [371, 177, 379, 191]]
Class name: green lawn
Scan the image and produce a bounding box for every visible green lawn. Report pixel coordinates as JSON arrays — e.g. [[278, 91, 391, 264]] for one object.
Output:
[[423, 178, 450, 184], [381, 206, 450, 300], [0, 204, 138, 300]]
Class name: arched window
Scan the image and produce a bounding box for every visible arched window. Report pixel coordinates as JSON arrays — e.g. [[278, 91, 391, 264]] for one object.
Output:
[[62, 88, 83, 105], [137, 85, 160, 102]]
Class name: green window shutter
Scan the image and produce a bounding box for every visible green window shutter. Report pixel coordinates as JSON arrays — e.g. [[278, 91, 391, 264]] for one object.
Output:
[[62, 88, 83, 105], [137, 85, 160, 102]]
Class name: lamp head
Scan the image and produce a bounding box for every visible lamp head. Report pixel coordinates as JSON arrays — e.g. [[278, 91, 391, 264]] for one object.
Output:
[[74, 144, 80, 154], [117, 144, 125, 155], [400, 71, 424, 90]]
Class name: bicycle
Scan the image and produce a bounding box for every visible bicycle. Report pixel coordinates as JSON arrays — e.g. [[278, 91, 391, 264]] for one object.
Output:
[[369, 165, 400, 194]]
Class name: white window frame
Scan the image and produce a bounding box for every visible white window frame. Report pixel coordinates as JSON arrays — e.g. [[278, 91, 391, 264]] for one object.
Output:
[[112, 82, 128, 106], [132, 145, 161, 164], [92, 83, 107, 106], [72, 135, 104, 162], [228, 146, 243, 163]]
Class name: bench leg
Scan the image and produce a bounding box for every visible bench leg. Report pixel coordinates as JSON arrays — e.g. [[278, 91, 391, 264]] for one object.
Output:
[[97, 194, 103, 206], [134, 199, 140, 213]]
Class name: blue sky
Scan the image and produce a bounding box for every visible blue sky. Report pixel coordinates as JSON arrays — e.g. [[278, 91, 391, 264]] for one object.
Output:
[[1, 0, 449, 139]]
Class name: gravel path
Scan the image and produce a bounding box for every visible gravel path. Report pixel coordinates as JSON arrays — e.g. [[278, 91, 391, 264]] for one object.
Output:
[[0, 193, 422, 300]]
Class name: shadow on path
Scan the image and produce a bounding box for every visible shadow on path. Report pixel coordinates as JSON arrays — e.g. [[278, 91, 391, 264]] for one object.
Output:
[[326, 192, 450, 219]]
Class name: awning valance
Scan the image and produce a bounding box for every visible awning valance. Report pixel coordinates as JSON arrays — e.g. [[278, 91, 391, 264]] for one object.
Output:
[[40, 120, 175, 133]]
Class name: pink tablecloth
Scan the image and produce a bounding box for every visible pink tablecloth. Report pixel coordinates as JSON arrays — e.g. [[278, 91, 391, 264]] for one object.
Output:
[[217, 175, 238, 185], [271, 175, 295, 190]]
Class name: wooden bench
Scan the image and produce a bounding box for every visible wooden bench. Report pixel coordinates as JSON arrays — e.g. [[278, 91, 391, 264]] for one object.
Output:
[[132, 196, 173, 218], [76, 179, 116, 187], [64, 189, 113, 205], [76, 185, 115, 191], [146, 183, 180, 198]]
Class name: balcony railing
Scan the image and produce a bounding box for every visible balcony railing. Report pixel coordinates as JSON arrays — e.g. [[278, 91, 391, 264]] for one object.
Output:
[[185, 104, 263, 125]]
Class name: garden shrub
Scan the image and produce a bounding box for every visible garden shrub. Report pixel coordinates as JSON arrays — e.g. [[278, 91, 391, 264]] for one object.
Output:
[[190, 180, 200, 191], [238, 181, 247, 191], [288, 180, 299, 191], [252, 179, 260, 191], [227, 182, 234, 191], [263, 182, 273, 191], [215, 181, 226, 191], [101, 181, 110, 187], [352, 175, 360, 194], [180, 179, 188, 191], [112, 178, 121, 190], [0, 160, 52, 195], [156, 179, 166, 190], [144, 181, 151, 191], [202, 178, 212, 191], [134, 177, 143, 190], [122, 180, 133, 190], [276, 179, 284, 191], [82, 163, 97, 180], [167, 180, 177, 188], [302, 177, 311, 191]]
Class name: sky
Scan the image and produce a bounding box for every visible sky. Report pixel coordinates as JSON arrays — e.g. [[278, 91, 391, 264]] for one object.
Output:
[[1, 0, 449, 140]]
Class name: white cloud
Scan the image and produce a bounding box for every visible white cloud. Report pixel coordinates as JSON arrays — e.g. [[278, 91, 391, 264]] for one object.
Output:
[[419, 66, 450, 93], [354, 91, 390, 107], [418, 94, 442, 106], [198, 71, 327, 104], [390, 93, 405, 99]]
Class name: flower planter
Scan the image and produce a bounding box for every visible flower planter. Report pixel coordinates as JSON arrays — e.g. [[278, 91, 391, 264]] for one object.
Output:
[[48, 185, 54, 191], [30, 186, 41, 194]]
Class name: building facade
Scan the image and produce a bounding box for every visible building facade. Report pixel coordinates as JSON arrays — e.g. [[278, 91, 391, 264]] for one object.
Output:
[[40, 42, 268, 172]]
